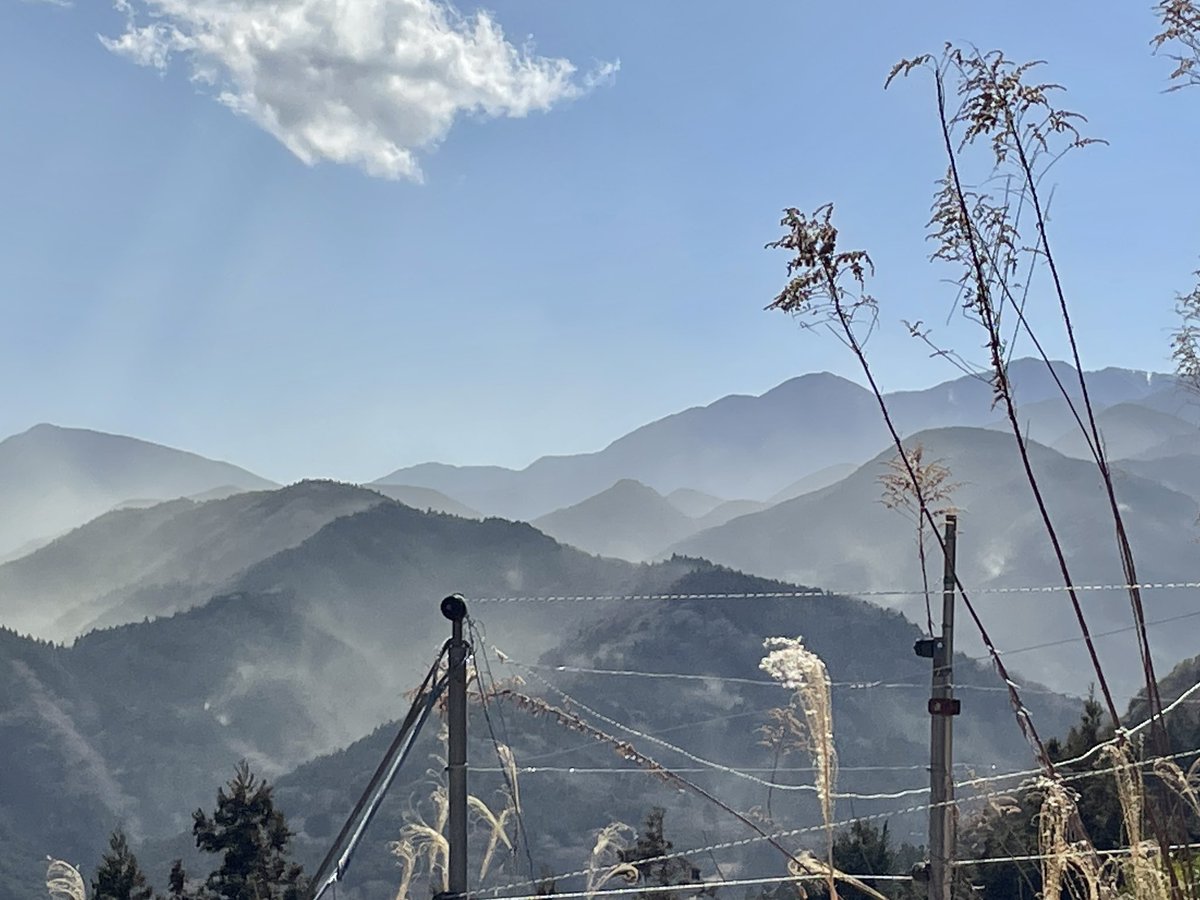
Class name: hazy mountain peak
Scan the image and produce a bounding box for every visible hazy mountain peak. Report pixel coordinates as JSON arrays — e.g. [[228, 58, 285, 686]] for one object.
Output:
[[607, 477, 661, 496], [534, 478, 692, 561], [0, 423, 276, 560], [759, 370, 870, 398]]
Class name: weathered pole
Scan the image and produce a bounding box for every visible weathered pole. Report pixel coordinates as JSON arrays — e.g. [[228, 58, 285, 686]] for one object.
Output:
[[928, 514, 958, 900], [442, 593, 470, 899]]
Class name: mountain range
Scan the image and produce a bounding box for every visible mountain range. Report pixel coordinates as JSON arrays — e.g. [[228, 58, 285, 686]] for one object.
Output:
[[374, 359, 1187, 520], [1, 358, 1198, 897], [0, 360, 1195, 697]]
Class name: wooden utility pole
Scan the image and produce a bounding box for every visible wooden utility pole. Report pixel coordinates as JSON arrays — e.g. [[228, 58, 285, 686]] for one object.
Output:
[[916, 514, 959, 900], [442, 593, 470, 899]]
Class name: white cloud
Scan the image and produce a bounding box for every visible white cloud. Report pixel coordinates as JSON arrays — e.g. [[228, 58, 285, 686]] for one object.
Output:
[[101, 0, 617, 181]]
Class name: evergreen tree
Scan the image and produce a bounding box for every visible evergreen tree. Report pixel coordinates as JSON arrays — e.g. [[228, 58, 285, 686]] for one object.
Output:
[[192, 762, 307, 900], [165, 860, 187, 899], [91, 830, 154, 900]]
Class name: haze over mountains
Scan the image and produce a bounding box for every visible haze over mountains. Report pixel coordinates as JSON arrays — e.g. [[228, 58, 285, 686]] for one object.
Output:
[[0, 358, 1197, 897], [0, 424, 275, 559], [0, 358, 1194, 697], [0, 481, 387, 639], [374, 359, 1187, 520]]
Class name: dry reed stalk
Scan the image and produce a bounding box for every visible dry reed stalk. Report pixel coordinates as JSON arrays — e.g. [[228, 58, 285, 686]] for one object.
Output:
[[584, 823, 640, 900], [1036, 778, 1115, 900], [888, 48, 1191, 894], [887, 49, 1129, 736], [766, 202, 1055, 772], [878, 443, 959, 635], [1172, 275, 1200, 394], [759, 636, 837, 900], [1153, 0, 1200, 88], [1106, 743, 1171, 900], [45, 859, 86, 900], [388, 749, 520, 898], [1155, 756, 1200, 820], [787, 851, 891, 900], [756, 700, 808, 822]]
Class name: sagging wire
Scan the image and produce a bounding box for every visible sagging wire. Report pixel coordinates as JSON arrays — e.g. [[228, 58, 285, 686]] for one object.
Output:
[[467, 613, 538, 885]]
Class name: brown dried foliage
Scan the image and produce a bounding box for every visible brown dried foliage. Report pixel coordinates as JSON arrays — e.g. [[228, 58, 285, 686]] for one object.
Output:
[[1172, 273, 1200, 393], [765, 204, 876, 343], [1153, 0, 1200, 89], [879, 443, 959, 634]]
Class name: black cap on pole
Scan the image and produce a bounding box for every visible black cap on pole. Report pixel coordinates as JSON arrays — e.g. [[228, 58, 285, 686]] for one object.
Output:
[[441, 593, 467, 622]]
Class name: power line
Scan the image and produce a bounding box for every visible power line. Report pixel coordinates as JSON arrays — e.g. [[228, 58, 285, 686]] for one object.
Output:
[[468, 616, 537, 882], [972, 606, 1200, 659], [522, 661, 1066, 696], [469, 581, 1200, 605], [498, 653, 941, 801], [475, 871, 912, 900], [476, 589, 1200, 665], [472, 743, 1200, 900], [476, 746, 1199, 792], [476, 838, 1200, 900], [474, 764, 983, 775], [512, 706, 783, 765], [477, 842, 1200, 900], [495, 657, 1200, 804], [959, 842, 1200, 868]]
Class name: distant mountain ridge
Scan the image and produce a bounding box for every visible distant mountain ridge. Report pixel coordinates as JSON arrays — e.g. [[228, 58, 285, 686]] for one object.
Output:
[[374, 360, 1185, 520], [533, 479, 698, 561], [0, 480, 386, 639], [532, 479, 768, 562], [0, 424, 276, 558]]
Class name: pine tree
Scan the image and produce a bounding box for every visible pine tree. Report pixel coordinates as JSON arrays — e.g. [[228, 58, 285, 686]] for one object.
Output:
[[192, 762, 307, 900], [91, 830, 154, 900], [166, 860, 187, 899]]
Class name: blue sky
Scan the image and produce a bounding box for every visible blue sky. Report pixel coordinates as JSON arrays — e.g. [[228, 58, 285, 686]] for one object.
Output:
[[2, 1, 1196, 483]]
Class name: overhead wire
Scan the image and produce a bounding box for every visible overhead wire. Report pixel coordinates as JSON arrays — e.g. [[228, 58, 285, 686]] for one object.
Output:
[[511, 706, 781, 765], [475, 841, 1200, 900], [454, 592, 1200, 899], [471, 871, 914, 900], [496, 654, 1200, 802], [475, 590, 1200, 686], [468, 580, 1200, 604], [467, 615, 538, 883], [960, 842, 1200, 868], [519, 660, 1068, 696], [487, 612, 1200, 684], [471, 743, 1200, 900], [474, 764, 982, 776], [500, 658, 1200, 801], [497, 651, 943, 801], [971, 606, 1200, 659], [470, 669, 1200, 897]]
